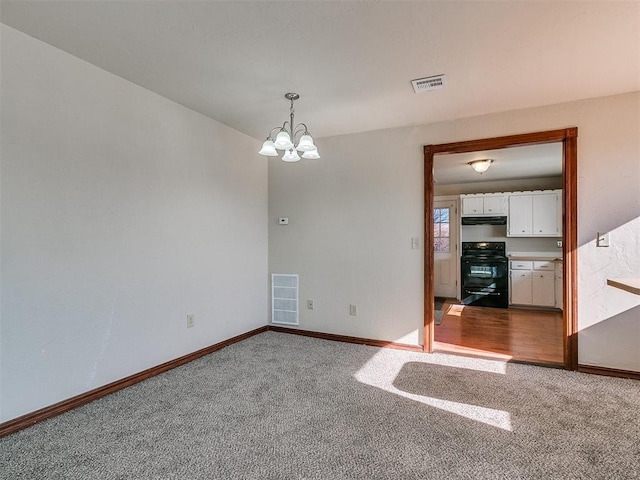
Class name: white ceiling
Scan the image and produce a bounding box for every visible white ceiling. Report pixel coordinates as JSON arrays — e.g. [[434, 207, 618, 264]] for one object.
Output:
[[434, 142, 563, 185], [1, 1, 639, 141]]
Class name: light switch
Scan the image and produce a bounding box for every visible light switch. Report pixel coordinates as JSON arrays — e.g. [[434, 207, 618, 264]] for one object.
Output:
[[278, 217, 289, 225], [596, 232, 610, 247]]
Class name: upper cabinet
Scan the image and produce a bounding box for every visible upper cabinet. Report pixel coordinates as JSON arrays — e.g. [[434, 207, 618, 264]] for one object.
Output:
[[460, 193, 507, 216], [507, 190, 561, 237]]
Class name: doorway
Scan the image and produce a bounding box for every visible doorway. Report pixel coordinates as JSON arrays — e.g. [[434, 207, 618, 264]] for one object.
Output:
[[433, 198, 459, 299], [424, 128, 578, 370]]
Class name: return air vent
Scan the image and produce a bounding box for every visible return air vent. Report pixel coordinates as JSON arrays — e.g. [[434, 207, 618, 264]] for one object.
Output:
[[271, 274, 299, 325], [411, 74, 446, 94]]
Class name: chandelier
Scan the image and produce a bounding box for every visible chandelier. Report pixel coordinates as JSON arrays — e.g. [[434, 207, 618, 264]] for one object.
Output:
[[258, 93, 320, 161]]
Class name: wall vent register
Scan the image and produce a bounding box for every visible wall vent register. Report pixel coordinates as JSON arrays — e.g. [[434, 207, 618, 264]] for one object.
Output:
[[271, 274, 299, 325]]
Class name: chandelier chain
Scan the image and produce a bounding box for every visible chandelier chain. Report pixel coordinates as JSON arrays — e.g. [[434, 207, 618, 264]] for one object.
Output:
[[289, 97, 295, 136]]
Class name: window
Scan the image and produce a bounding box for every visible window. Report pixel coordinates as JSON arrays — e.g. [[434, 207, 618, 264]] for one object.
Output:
[[434, 208, 450, 253]]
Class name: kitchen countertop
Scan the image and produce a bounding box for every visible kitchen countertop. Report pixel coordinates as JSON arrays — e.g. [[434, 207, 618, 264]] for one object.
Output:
[[507, 252, 562, 261]]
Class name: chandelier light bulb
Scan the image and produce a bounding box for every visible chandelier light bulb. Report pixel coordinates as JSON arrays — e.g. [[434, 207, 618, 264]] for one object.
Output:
[[282, 149, 301, 162], [296, 134, 316, 152], [302, 148, 320, 159], [258, 139, 278, 156], [274, 131, 293, 150]]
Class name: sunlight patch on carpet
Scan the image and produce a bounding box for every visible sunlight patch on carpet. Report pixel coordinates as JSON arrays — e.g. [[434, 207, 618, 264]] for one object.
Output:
[[354, 350, 512, 431]]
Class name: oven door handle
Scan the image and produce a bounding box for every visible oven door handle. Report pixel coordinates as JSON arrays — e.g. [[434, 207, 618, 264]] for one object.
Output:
[[462, 259, 507, 264], [465, 290, 502, 296]]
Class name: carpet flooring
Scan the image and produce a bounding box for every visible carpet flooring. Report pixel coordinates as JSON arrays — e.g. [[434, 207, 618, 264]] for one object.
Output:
[[1, 331, 639, 479]]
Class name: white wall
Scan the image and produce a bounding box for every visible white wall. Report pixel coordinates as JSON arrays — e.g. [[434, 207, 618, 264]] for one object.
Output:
[[0, 25, 268, 422], [269, 127, 425, 345], [269, 91, 640, 371]]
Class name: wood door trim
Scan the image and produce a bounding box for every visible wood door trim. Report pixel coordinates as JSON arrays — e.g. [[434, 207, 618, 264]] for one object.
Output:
[[429, 129, 573, 155], [424, 145, 435, 354], [424, 128, 579, 371], [563, 131, 579, 370]]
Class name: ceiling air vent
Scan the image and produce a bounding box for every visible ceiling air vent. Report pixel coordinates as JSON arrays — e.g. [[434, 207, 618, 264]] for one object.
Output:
[[411, 74, 446, 94]]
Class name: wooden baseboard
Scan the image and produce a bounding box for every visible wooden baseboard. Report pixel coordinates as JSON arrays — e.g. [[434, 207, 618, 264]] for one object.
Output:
[[578, 364, 640, 380], [0, 325, 268, 438], [9, 325, 634, 438], [268, 325, 424, 352]]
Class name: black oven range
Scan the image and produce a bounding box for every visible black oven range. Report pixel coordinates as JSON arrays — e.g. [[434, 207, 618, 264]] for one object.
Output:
[[461, 241, 508, 308]]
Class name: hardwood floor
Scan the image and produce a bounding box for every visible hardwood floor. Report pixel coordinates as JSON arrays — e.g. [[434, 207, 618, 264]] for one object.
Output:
[[434, 299, 563, 365]]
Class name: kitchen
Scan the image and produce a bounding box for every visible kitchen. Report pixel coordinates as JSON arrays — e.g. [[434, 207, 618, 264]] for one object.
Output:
[[432, 142, 564, 365]]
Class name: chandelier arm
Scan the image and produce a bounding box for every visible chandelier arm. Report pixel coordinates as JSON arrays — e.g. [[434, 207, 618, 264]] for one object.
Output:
[[293, 123, 310, 136], [267, 126, 282, 140]]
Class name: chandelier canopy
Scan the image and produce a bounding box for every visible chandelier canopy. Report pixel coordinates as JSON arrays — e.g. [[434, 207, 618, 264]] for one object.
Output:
[[258, 93, 320, 162]]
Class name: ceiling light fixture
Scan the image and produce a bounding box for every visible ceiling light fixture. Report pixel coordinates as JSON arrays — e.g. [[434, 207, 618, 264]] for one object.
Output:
[[468, 159, 493, 174], [258, 93, 320, 162]]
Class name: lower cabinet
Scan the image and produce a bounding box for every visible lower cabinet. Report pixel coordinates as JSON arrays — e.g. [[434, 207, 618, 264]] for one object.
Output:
[[532, 271, 555, 306], [510, 268, 533, 305], [509, 260, 557, 307], [555, 262, 563, 309]]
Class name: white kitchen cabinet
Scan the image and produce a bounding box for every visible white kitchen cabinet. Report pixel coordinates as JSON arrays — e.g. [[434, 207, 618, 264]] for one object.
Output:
[[510, 269, 533, 305], [532, 270, 555, 306], [533, 192, 561, 235], [461, 196, 484, 216], [507, 190, 561, 237], [483, 195, 506, 215], [461, 193, 507, 216], [509, 260, 557, 307], [555, 262, 563, 309], [508, 195, 533, 235]]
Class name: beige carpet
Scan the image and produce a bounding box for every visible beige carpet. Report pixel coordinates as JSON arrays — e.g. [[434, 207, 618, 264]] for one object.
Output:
[[1, 331, 639, 479]]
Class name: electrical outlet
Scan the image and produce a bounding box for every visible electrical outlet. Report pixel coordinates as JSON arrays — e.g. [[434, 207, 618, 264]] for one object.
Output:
[[187, 314, 195, 328], [556, 240, 563, 248], [350, 304, 358, 316], [307, 299, 314, 310]]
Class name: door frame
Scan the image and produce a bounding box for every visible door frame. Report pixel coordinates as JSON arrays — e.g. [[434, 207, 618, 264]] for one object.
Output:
[[423, 128, 578, 370]]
